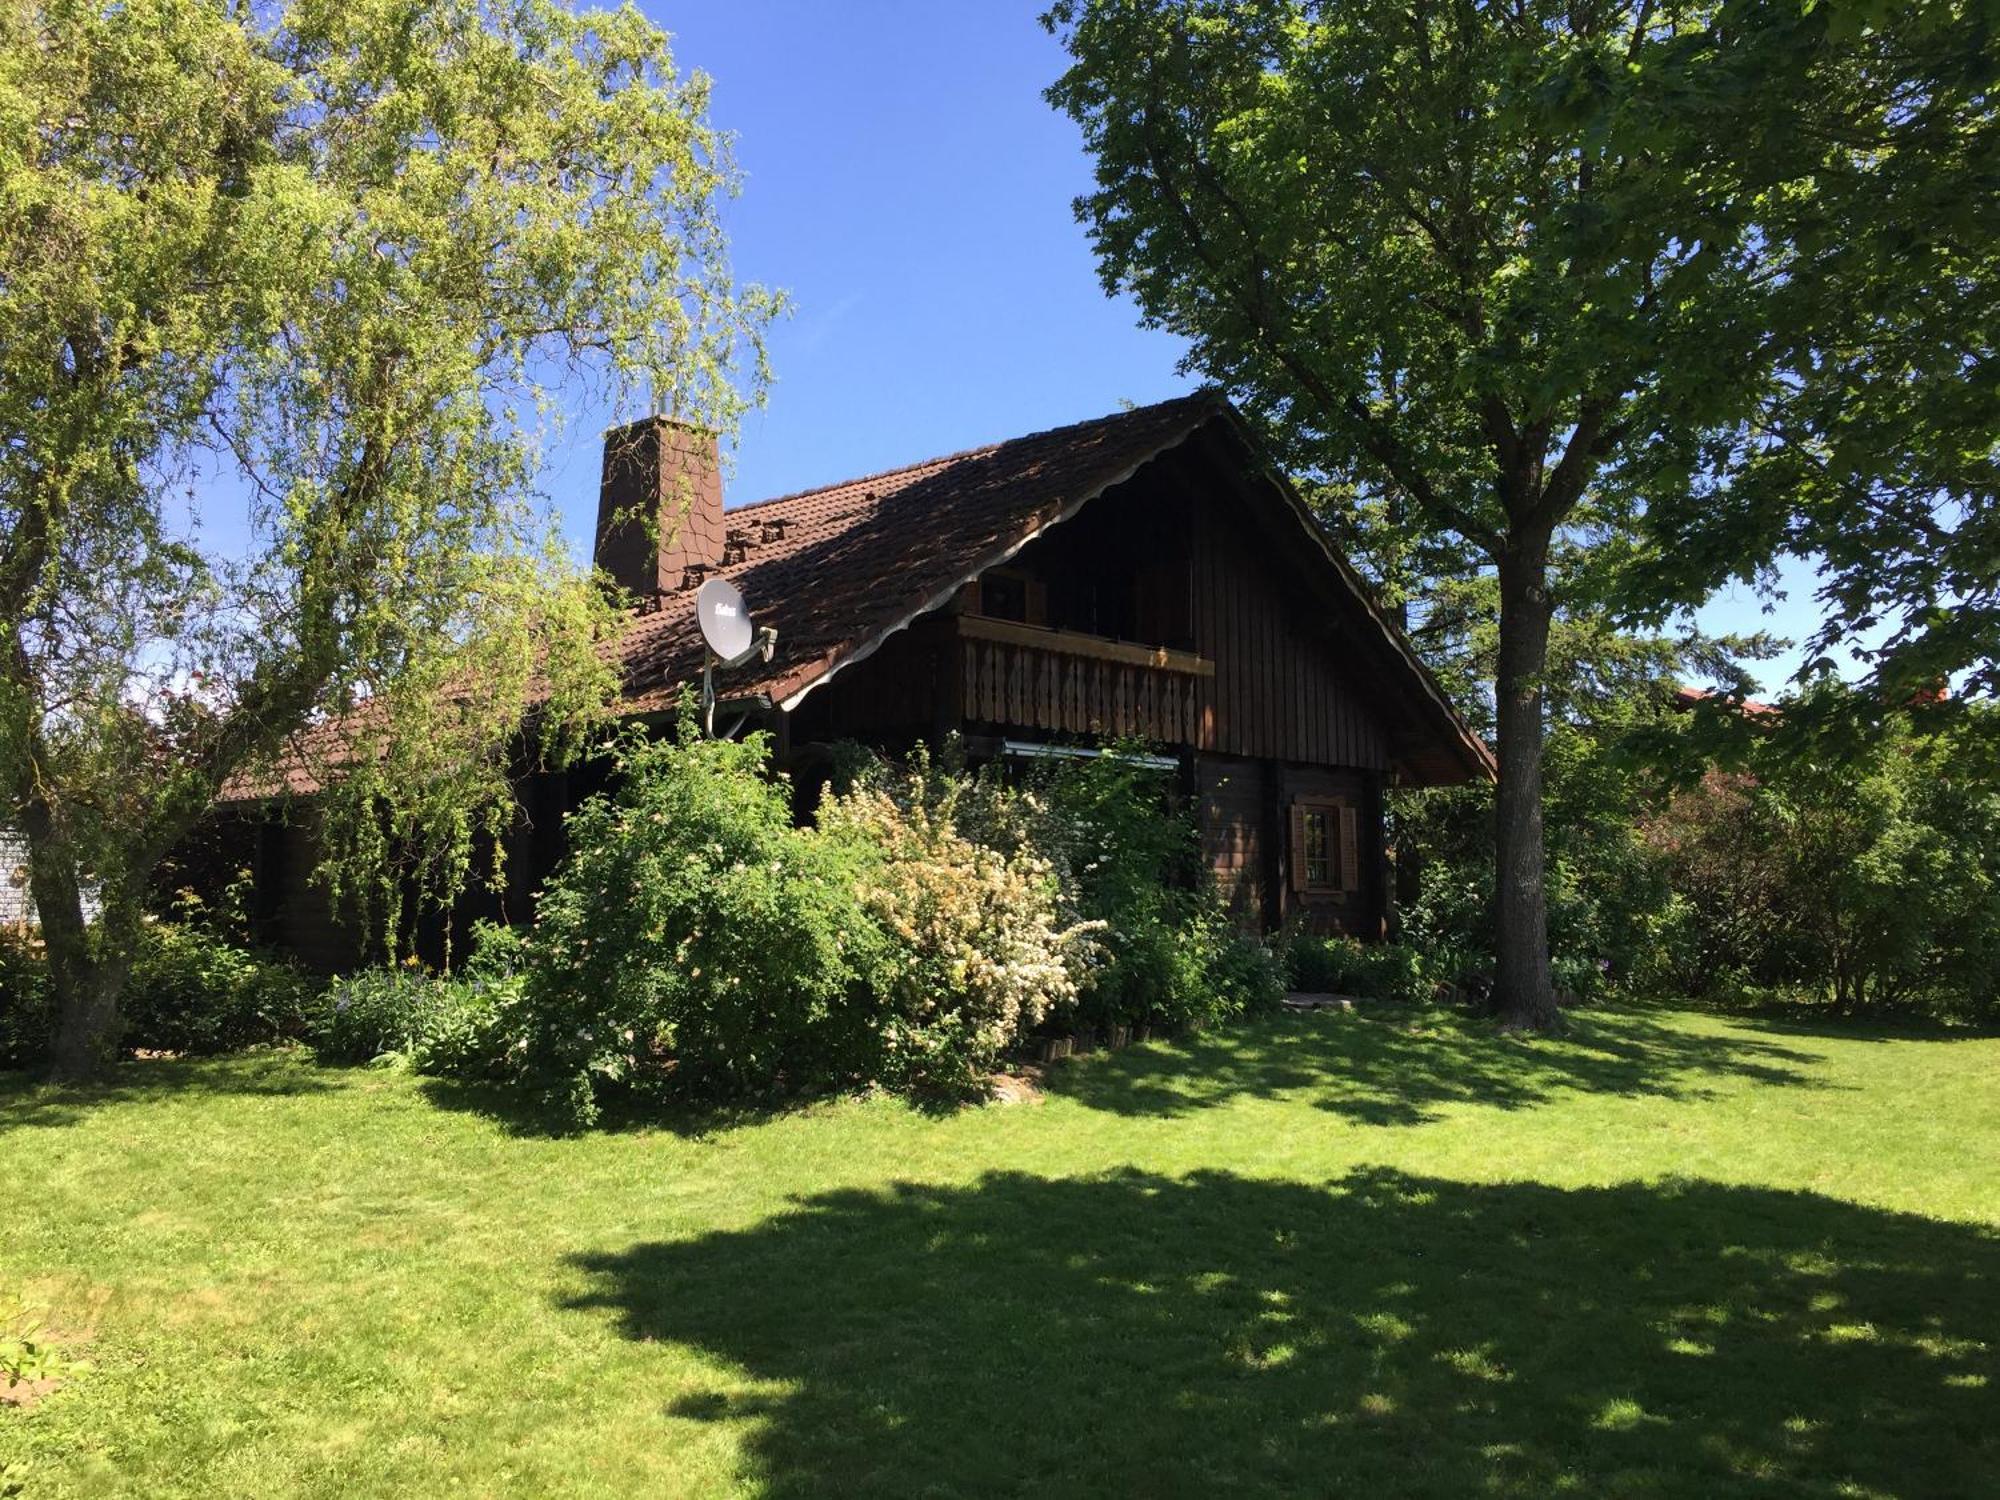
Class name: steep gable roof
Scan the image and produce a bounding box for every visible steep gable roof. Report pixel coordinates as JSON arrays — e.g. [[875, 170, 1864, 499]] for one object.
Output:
[[619, 391, 1492, 783], [616, 393, 1223, 715]]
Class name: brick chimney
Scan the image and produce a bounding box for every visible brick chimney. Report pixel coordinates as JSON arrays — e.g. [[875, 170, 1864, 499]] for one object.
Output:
[[593, 416, 728, 597]]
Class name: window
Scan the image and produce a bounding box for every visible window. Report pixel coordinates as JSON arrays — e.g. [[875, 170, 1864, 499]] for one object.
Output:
[[979, 572, 1028, 622], [1302, 807, 1333, 888], [976, 569, 1046, 625], [1290, 796, 1359, 896]]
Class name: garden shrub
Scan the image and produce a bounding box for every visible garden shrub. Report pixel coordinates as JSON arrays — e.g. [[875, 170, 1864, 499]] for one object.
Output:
[[1280, 931, 1431, 1005], [1, 922, 313, 1067], [309, 924, 524, 1074], [509, 724, 882, 1127], [310, 967, 445, 1064], [1642, 702, 2000, 1020], [406, 923, 525, 1079], [122, 923, 316, 1055], [817, 758, 1098, 1093], [834, 740, 1284, 1037], [0, 934, 52, 1069], [1182, 898, 1287, 1022], [1013, 745, 1266, 1030]]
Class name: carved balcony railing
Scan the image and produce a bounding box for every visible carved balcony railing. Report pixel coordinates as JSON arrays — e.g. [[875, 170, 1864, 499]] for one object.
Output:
[[954, 614, 1213, 745]]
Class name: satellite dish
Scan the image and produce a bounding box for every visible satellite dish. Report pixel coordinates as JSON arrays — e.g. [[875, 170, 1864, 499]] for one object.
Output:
[[696, 576, 755, 661]]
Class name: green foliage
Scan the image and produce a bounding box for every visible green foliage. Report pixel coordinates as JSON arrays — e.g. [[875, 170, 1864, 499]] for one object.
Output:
[[1, 1295, 89, 1396], [1186, 904, 1288, 1022], [509, 724, 879, 1127], [307, 923, 523, 1072], [121, 923, 316, 1056], [1281, 933, 1430, 1007], [1043, 0, 1993, 1026], [1, 923, 312, 1067], [310, 969, 442, 1067], [1015, 745, 1281, 1030], [0, 934, 52, 1070], [0, 0, 777, 1073], [1646, 699, 2000, 1020], [817, 755, 1098, 1095]]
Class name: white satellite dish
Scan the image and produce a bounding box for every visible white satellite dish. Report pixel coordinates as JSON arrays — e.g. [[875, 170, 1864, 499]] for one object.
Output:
[[694, 574, 776, 738], [696, 576, 756, 662]]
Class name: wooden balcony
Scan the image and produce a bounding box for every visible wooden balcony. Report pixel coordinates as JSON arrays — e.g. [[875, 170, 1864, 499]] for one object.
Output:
[[954, 614, 1213, 745]]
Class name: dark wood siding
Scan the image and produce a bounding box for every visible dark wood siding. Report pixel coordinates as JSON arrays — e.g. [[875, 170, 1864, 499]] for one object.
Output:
[[1198, 753, 1273, 929], [1185, 474, 1391, 771]]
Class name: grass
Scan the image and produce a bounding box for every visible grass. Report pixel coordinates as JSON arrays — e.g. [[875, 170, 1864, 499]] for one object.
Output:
[[2, 1002, 1997, 1498]]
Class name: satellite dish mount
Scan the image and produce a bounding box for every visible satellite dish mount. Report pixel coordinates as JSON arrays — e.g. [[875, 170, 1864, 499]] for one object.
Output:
[[696, 576, 777, 736]]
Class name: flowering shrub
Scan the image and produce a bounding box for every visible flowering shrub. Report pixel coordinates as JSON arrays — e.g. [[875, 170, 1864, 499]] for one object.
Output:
[[508, 724, 881, 1127], [818, 762, 1099, 1094], [310, 967, 445, 1064]]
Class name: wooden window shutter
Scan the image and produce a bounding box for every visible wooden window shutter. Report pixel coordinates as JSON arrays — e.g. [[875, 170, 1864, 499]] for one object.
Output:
[[1025, 578, 1049, 626], [1339, 804, 1360, 893], [1288, 801, 1308, 893]]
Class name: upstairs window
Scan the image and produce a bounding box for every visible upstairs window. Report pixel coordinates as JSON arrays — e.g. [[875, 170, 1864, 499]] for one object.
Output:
[[976, 569, 1045, 625]]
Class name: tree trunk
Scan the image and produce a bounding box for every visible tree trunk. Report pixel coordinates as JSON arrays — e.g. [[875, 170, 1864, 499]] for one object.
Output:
[[1492, 541, 1559, 1032], [26, 811, 135, 1082]]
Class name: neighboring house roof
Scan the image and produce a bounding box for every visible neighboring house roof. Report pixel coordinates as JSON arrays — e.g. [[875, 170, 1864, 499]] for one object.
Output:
[[229, 393, 1493, 799], [619, 391, 1493, 779], [1672, 686, 1776, 717]]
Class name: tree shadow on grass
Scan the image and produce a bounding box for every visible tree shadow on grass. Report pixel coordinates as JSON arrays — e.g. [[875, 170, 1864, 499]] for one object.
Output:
[[0, 1048, 337, 1130], [566, 1167, 1999, 1499], [1043, 1006, 1826, 1125], [413, 1073, 849, 1142]]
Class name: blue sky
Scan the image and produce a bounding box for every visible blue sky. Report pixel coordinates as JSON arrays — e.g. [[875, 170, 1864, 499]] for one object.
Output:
[[537, 4, 1831, 694]]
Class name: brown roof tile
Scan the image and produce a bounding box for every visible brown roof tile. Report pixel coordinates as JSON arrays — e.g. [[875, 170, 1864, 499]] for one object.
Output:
[[615, 392, 1224, 714], [226, 392, 1493, 799]]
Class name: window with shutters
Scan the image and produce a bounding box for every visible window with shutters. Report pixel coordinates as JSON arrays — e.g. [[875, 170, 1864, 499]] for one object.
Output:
[[1289, 796, 1360, 896]]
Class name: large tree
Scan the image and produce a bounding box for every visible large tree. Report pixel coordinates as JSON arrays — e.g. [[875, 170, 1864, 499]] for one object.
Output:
[[1044, 0, 1991, 1028], [0, 0, 774, 1078]]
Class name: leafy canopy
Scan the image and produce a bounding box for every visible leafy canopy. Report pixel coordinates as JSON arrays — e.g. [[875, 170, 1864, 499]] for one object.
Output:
[[0, 0, 775, 1066]]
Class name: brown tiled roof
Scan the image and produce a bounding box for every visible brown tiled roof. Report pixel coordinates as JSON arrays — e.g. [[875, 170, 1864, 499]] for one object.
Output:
[[227, 392, 1492, 798], [616, 392, 1226, 715]]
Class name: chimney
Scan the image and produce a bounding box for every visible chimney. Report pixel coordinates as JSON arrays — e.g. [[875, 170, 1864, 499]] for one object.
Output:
[[593, 416, 728, 597]]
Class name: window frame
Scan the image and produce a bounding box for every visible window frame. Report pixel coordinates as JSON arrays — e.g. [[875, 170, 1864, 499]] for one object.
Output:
[[1289, 794, 1360, 898]]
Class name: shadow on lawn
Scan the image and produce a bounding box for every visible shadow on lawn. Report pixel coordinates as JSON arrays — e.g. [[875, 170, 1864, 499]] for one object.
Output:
[[1044, 1006, 1826, 1125], [0, 1048, 338, 1130], [413, 1074, 839, 1140], [568, 1167, 2000, 1499]]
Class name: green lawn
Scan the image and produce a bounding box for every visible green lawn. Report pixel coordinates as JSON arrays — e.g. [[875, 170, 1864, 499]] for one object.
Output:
[[3, 1004, 1997, 1498]]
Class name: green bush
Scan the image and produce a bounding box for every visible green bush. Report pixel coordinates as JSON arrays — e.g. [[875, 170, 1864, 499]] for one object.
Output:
[[407, 925, 524, 1079], [310, 968, 442, 1064], [1006, 745, 1266, 1030], [0, 923, 312, 1068], [509, 724, 882, 1127], [0, 934, 52, 1070], [123, 923, 316, 1055], [1640, 695, 2000, 1020], [1176, 900, 1288, 1032], [1280, 931, 1431, 1005]]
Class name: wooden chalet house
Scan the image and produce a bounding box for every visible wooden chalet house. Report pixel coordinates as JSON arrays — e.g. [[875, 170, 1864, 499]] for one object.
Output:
[[233, 393, 1491, 968]]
